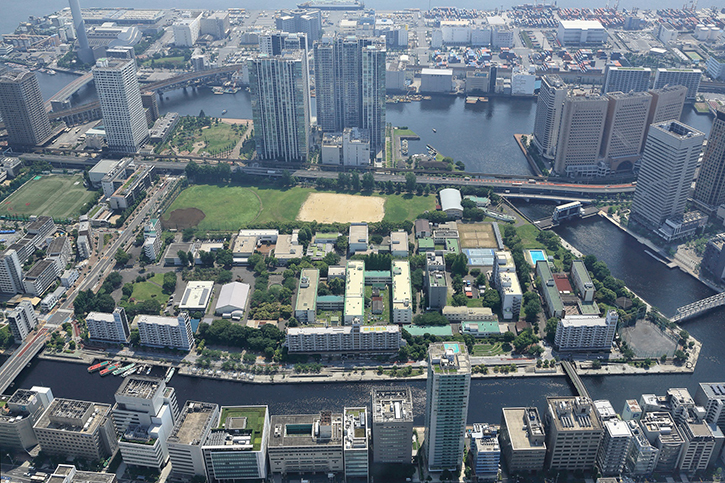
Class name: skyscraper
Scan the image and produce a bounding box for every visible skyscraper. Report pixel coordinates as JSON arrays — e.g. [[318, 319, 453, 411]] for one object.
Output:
[[647, 85, 687, 126], [68, 0, 94, 64], [92, 58, 148, 154], [249, 51, 310, 162], [314, 35, 386, 160], [602, 67, 652, 94], [631, 121, 704, 232], [694, 108, 725, 211], [424, 342, 471, 472], [554, 94, 609, 177], [532, 74, 567, 160], [601, 91, 652, 171], [0, 69, 52, 149]]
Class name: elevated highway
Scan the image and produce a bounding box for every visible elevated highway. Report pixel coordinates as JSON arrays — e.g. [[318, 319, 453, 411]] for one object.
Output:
[[0, 327, 49, 395]]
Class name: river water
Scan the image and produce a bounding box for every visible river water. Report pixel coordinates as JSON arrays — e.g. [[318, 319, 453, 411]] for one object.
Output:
[[4, 71, 723, 425]]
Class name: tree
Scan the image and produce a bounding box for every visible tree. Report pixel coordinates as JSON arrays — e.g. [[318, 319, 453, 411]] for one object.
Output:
[[199, 250, 215, 267], [177, 250, 189, 267], [281, 170, 296, 187], [115, 249, 130, 265], [545, 317, 559, 343], [350, 172, 360, 191], [106, 271, 123, 289], [513, 328, 539, 353], [182, 228, 195, 242], [412, 311, 449, 326], [122, 283, 134, 297], [481, 289, 501, 311], [362, 172, 375, 191], [405, 172, 417, 192], [217, 270, 233, 284], [162, 272, 177, 294], [411, 268, 425, 291], [335, 235, 348, 253], [674, 350, 688, 364], [450, 253, 468, 277], [215, 249, 233, 269], [523, 299, 541, 322]]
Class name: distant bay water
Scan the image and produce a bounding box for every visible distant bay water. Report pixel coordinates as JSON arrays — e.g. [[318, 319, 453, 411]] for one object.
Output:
[[2, 0, 702, 40]]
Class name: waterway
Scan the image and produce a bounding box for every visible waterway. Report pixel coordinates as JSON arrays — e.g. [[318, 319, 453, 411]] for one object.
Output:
[[2, 0, 703, 43]]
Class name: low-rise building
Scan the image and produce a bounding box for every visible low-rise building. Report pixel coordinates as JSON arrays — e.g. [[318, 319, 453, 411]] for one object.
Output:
[[274, 231, 304, 265], [440, 188, 464, 218], [392, 260, 412, 324], [462, 321, 504, 337], [371, 388, 413, 464], [148, 112, 179, 143], [442, 306, 497, 323], [415, 219, 432, 239], [0, 386, 53, 450], [390, 230, 409, 257], [285, 325, 401, 354], [344, 260, 365, 324], [202, 406, 270, 482], [164, 242, 193, 266], [136, 313, 194, 351], [536, 261, 565, 319], [167, 401, 220, 479], [34, 398, 117, 461], [499, 407, 547, 473], [268, 411, 344, 475], [179, 281, 214, 311], [214, 282, 250, 318], [554, 311, 618, 352], [570, 259, 595, 302], [294, 269, 318, 324], [41, 286, 66, 312], [86, 307, 130, 343], [348, 223, 368, 254], [60, 269, 79, 287], [47, 465, 117, 483]]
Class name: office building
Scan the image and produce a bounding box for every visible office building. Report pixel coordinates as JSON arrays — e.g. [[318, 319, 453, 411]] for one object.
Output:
[[314, 35, 386, 159], [706, 56, 725, 81], [653, 68, 701, 102], [168, 401, 220, 478], [425, 342, 471, 471], [202, 406, 270, 482], [533, 75, 568, 160], [597, 419, 633, 476], [694, 108, 725, 211], [259, 31, 307, 56], [172, 14, 201, 46], [554, 94, 609, 177], [391, 260, 412, 324], [631, 121, 705, 235], [34, 398, 117, 461], [136, 313, 194, 351], [285, 325, 401, 354], [0, 249, 23, 294], [701, 235, 725, 282], [554, 311, 618, 352], [500, 407, 547, 473], [0, 69, 53, 148], [48, 465, 116, 483], [601, 91, 652, 169], [343, 407, 369, 480], [86, 307, 130, 343], [200, 12, 230, 40], [371, 388, 413, 464], [23, 259, 58, 296], [113, 376, 178, 468], [7, 300, 38, 343], [603, 67, 652, 94], [294, 268, 318, 324], [427, 266, 448, 309], [545, 397, 603, 471], [647, 85, 687, 128], [249, 51, 310, 162], [558, 20, 607, 45], [678, 418, 716, 472], [268, 411, 343, 475], [275, 9, 321, 46], [0, 387, 53, 450], [626, 420, 659, 475], [93, 58, 149, 154], [639, 411, 684, 472], [470, 424, 501, 480], [695, 383, 725, 430]]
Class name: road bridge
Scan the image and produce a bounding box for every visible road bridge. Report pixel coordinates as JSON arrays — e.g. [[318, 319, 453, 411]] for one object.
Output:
[[561, 361, 590, 399], [0, 327, 49, 394], [45, 72, 94, 112], [672, 292, 725, 323]]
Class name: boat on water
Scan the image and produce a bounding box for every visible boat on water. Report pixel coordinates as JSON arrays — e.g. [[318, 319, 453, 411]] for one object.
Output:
[[401, 140, 409, 155], [297, 0, 364, 10], [122, 364, 138, 377], [113, 363, 136, 376], [212, 86, 224, 95], [221, 109, 227, 115], [165, 367, 175, 383], [146, 366, 152, 375], [432, 128, 437, 133], [100, 364, 120, 376], [88, 360, 110, 373], [224, 87, 240, 94]]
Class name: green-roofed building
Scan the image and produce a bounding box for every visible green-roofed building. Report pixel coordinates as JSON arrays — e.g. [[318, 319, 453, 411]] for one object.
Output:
[[317, 295, 344, 311], [445, 238, 460, 254], [365, 271, 391, 284], [535, 260, 564, 318], [418, 237, 435, 253], [461, 321, 504, 337], [403, 325, 453, 337]]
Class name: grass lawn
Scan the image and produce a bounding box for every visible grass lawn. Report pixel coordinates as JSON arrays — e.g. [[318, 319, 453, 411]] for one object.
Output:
[[2, 174, 96, 219], [380, 193, 435, 224], [516, 224, 546, 249], [198, 123, 240, 153], [165, 184, 435, 231], [131, 273, 168, 304], [394, 128, 418, 137], [472, 343, 505, 356], [142, 56, 186, 67]]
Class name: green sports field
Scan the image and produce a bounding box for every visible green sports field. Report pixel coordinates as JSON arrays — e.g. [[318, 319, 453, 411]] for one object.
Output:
[[2, 174, 96, 219], [163, 184, 436, 232]]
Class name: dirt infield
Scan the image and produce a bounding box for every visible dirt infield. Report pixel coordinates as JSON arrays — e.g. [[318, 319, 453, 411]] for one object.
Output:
[[164, 207, 206, 230], [458, 222, 498, 248], [297, 193, 385, 223]]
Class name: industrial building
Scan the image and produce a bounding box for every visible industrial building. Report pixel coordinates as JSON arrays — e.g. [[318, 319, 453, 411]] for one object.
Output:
[[214, 282, 251, 318], [370, 388, 413, 464]]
